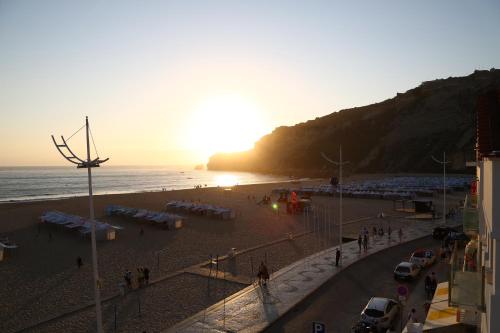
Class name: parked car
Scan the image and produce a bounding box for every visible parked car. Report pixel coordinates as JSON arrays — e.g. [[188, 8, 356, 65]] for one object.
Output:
[[351, 320, 378, 332], [394, 261, 420, 280], [410, 249, 436, 267], [360, 297, 400, 332], [445, 231, 470, 247], [433, 226, 456, 239]]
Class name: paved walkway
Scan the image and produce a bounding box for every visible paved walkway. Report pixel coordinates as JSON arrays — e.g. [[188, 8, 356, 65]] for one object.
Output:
[[166, 220, 444, 332]]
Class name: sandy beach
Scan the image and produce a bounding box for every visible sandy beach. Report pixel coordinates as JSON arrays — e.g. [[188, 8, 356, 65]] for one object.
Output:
[[0, 179, 465, 333]]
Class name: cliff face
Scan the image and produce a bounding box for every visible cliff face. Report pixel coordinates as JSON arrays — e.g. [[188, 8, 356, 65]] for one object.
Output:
[[208, 69, 500, 176]]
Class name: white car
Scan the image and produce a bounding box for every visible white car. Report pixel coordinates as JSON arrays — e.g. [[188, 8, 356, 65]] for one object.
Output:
[[410, 249, 436, 268], [394, 261, 420, 280], [360, 297, 400, 331]]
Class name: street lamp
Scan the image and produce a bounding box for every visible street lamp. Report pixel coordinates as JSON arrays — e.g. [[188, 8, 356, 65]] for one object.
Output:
[[321, 145, 349, 266], [432, 152, 450, 225], [52, 117, 108, 333]]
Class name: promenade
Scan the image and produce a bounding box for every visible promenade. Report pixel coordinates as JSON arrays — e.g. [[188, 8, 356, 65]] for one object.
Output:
[[166, 219, 443, 332]]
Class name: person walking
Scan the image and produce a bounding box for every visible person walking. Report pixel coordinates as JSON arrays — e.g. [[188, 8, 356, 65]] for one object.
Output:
[[424, 274, 432, 300], [124, 270, 132, 289], [257, 261, 269, 286], [408, 308, 418, 323], [388, 225, 392, 239], [335, 248, 341, 267], [76, 256, 83, 269], [429, 272, 438, 298], [144, 267, 150, 285], [363, 234, 368, 252], [357, 234, 362, 252], [398, 228, 403, 242]]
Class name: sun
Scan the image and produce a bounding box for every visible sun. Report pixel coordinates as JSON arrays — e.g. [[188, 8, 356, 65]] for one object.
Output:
[[187, 94, 269, 159]]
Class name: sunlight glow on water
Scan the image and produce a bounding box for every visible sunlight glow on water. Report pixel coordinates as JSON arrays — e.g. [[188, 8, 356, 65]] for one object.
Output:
[[214, 174, 239, 187]]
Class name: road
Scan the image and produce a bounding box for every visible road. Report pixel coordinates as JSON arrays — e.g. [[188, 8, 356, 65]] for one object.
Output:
[[264, 236, 449, 333]]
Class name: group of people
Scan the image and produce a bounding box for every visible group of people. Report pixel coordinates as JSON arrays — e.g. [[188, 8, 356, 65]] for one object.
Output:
[[357, 233, 369, 252], [357, 226, 404, 253], [124, 267, 150, 290], [257, 195, 272, 205]]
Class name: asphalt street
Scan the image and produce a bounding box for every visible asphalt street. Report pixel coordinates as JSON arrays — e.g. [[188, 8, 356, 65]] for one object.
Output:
[[264, 235, 449, 333]]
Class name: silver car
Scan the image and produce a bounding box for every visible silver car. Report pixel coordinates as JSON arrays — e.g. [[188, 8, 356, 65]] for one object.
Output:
[[360, 297, 400, 331], [393, 261, 420, 280]]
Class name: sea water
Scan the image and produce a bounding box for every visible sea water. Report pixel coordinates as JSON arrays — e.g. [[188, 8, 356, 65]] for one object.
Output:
[[0, 166, 289, 202]]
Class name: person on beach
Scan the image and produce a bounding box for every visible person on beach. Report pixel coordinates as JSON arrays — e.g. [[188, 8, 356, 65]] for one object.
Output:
[[363, 234, 368, 252], [77, 256, 83, 269], [357, 234, 362, 252], [144, 267, 150, 284], [124, 270, 132, 289], [257, 261, 269, 286], [137, 267, 144, 287], [335, 248, 341, 266]]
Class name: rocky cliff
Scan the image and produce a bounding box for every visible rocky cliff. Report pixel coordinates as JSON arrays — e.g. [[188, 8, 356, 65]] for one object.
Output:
[[208, 69, 500, 176]]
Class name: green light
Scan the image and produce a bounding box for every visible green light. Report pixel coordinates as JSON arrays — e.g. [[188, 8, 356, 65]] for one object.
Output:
[[272, 203, 278, 210]]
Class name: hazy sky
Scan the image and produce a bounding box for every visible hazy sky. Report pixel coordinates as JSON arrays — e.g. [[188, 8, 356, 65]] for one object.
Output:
[[1, 0, 500, 166]]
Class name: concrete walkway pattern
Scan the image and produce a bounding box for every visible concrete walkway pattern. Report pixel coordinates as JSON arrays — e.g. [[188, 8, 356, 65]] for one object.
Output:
[[166, 220, 442, 332]]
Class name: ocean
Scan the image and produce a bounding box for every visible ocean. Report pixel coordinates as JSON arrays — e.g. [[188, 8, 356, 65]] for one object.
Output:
[[0, 166, 289, 202]]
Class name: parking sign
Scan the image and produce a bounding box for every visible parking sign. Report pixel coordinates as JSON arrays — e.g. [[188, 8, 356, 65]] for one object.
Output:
[[312, 321, 326, 333]]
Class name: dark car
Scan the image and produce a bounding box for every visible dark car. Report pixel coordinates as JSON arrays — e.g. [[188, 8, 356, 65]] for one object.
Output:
[[433, 226, 456, 240], [445, 231, 470, 247]]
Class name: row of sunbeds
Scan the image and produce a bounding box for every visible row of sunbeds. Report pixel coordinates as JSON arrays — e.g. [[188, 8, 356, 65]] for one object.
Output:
[[106, 205, 183, 229], [165, 201, 236, 220], [40, 211, 119, 240]]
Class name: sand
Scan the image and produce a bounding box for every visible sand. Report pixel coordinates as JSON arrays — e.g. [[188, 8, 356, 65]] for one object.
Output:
[[0, 180, 466, 333]]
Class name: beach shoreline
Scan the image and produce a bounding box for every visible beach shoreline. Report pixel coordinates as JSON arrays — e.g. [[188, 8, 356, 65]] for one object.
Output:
[[0, 177, 466, 332]]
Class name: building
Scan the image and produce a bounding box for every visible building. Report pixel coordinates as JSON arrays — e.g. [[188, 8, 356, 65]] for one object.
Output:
[[448, 90, 500, 333]]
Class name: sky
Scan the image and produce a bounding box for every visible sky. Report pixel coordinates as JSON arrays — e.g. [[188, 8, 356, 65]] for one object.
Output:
[[1, 0, 500, 166]]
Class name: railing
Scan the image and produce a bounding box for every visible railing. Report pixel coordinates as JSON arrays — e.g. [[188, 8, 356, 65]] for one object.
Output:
[[463, 194, 479, 236], [448, 243, 484, 311]]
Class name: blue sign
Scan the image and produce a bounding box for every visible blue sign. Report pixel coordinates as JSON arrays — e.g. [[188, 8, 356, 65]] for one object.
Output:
[[312, 321, 326, 333]]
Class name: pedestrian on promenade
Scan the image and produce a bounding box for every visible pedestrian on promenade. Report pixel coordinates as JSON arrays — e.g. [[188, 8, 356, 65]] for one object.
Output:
[[358, 234, 362, 252], [388, 226, 392, 239], [408, 308, 418, 323], [372, 226, 377, 237], [257, 261, 269, 286], [424, 274, 432, 299], [429, 272, 438, 297], [363, 234, 368, 252], [76, 256, 83, 269], [398, 228, 403, 242], [335, 248, 341, 266]]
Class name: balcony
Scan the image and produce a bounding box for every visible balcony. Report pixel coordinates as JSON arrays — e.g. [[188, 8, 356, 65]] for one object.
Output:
[[462, 194, 479, 236], [448, 244, 484, 311]]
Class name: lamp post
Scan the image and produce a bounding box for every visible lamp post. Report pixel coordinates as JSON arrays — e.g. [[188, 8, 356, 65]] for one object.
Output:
[[321, 145, 349, 266], [52, 117, 108, 333], [432, 152, 450, 225]]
